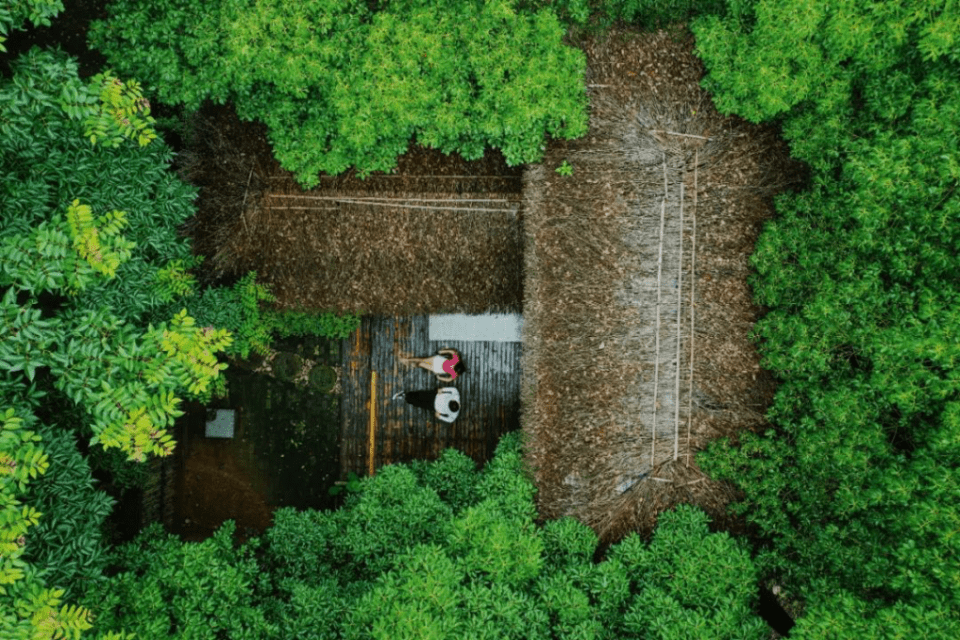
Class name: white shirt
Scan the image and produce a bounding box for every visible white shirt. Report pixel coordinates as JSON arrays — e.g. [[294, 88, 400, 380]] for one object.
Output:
[[434, 387, 460, 423], [430, 354, 449, 374]]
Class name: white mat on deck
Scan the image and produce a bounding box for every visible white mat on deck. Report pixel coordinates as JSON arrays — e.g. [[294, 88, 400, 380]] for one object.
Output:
[[429, 313, 523, 342], [205, 409, 236, 438]]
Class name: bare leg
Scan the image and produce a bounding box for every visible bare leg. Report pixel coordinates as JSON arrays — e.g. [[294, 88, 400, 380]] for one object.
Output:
[[400, 355, 432, 369]]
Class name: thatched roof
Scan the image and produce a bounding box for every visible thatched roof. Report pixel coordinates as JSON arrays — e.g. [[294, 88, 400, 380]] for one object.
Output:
[[521, 27, 805, 543], [180, 104, 523, 316]]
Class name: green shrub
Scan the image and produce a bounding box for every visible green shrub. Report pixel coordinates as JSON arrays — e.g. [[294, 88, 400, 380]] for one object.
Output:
[[89, 0, 588, 187], [692, 0, 960, 633], [407, 447, 482, 512], [0, 0, 64, 52], [261, 433, 767, 639], [187, 271, 360, 360], [22, 425, 114, 602], [91, 521, 276, 640]]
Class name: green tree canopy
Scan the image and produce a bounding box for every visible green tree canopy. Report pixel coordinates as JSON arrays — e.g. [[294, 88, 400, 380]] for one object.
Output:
[[691, 1, 960, 636], [89, 434, 770, 640], [0, 0, 64, 52], [0, 45, 357, 639], [88, 0, 589, 187]]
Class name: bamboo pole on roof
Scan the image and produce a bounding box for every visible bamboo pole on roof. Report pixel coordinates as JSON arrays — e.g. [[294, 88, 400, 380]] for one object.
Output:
[[369, 371, 377, 477], [649, 129, 710, 140], [267, 201, 513, 213], [269, 194, 512, 203], [674, 180, 683, 460], [687, 151, 697, 467], [269, 174, 521, 179], [240, 167, 253, 233], [268, 206, 340, 211], [651, 153, 667, 469]]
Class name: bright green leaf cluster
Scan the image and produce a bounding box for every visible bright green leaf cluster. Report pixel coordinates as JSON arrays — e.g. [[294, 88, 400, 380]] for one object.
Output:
[[89, 0, 588, 187], [154, 259, 197, 302], [692, 0, 960, 634], [0, 410, 47, 585], [59, 70, 159, 148], [65, 200, 134, 279], [88, 433, 768, 639]]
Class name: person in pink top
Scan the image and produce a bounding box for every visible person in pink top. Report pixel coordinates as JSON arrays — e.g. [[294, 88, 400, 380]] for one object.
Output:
[[399, 348, 466, 382]]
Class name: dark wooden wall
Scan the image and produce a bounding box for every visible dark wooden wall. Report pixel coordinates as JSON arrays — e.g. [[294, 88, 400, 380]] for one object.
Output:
[[340, 315, 522, 478]]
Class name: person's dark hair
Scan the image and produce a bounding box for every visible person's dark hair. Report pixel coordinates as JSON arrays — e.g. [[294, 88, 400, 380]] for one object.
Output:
[[449, 400, 460, 413]]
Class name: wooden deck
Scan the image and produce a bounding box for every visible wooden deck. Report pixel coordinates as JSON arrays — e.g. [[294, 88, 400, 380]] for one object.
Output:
[[340, 315, 522, 478]]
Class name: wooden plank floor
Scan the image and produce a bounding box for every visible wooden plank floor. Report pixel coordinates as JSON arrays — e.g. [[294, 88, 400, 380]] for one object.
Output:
[[340, 315, 522, 478]]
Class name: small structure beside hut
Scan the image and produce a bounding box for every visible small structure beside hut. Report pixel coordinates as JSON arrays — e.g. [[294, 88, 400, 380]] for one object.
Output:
[[522, 28, 804, 543]]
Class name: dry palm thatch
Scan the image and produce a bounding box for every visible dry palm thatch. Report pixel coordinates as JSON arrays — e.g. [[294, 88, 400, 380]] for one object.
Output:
[[179, 103, 523, 315], [521, 27, 805, 543]]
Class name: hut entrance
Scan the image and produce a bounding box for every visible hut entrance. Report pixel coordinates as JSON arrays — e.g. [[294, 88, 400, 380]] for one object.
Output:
[[171, 335, 342, 543], [339, 316, 521, 480]]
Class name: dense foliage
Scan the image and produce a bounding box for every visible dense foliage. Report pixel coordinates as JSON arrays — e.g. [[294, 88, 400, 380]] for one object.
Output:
[[88, 0, 589, 187], [692, 0, 960, 635], [524, 0, 725, 30], [20, 424, 115, 603], [188, 272, 360, 361], [11, 0, 960, 636], [90, 433, 769, 640], [0, 0, 64, 53], [0, 45, 356, 638]]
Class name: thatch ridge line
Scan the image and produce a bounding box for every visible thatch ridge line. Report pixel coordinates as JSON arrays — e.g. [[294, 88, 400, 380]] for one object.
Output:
[[687, 152, 697, 467], [265, 202, 514, 213], [651, 152, 667, 469], [268, 194, 513, 203], [674, 180, 684, 461]]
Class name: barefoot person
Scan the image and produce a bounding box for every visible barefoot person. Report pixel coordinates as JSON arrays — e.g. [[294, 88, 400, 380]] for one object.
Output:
[[399, 348, 466, 382], [392, 387, 461, 423]]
